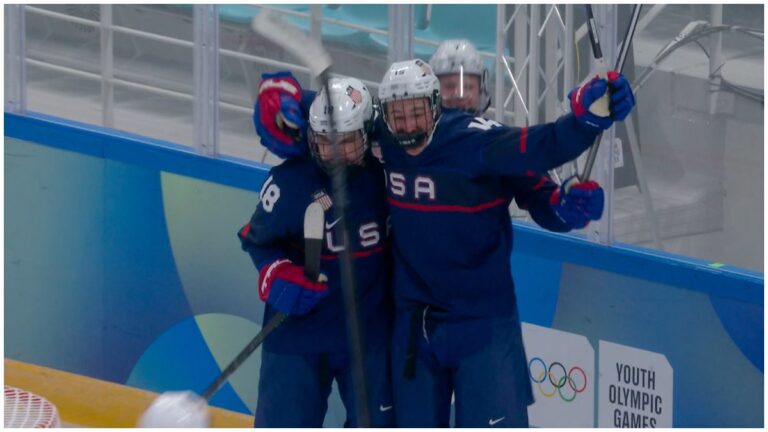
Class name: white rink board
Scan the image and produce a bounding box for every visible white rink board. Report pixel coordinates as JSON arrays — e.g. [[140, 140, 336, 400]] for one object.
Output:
[[598, 340, 673, 428], [523, 323, 595, 427]]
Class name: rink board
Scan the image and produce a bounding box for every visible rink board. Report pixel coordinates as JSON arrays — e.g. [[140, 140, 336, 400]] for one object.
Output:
[[5, 112, 763, 427], [4, 359, 252, 427]]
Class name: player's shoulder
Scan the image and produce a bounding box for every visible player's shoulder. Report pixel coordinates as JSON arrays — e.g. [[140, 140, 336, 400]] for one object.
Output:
[[261, 158, 325, 207], [438, 108, 475, 128], [259, 158, 319, 217], [434, 109, 510, 148], [268, 156, 318, 182], [443, 109, 509, 132], [360, 159, 387, 195], [362, 154, 385, 175]]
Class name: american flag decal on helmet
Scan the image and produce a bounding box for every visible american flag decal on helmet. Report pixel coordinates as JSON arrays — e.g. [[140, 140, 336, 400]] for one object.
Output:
[[312, 190, 333, 211], [415, 59, 432, 76], [346, 85, 363, 104]]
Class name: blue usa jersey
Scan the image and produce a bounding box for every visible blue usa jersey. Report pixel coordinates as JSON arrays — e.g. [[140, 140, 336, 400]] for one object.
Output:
[[238, 157, 392, 354], [378, 109, 597, 319]]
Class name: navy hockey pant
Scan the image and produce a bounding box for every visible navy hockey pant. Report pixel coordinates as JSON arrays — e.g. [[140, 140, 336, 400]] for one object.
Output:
[[391, 307, 533, 427], [254, 347, 394, 427]]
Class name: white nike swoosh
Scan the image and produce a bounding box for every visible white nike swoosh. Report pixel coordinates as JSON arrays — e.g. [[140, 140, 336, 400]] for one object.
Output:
[[379, 405, 393, 412], [325, 217, 341, 230], [489, 417, 505, 426]]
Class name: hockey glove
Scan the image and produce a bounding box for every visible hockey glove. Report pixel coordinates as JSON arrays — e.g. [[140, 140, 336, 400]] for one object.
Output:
[[253, 71, 308, 159], [258, 259, 329, 316], [550, 175, 605, 229], [569, 74, 613, 131], [606, 71, 635, 122]]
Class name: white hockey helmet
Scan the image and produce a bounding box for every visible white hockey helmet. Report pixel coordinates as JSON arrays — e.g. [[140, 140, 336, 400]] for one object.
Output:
[[308, 76, 373, 170], [429, 39, 491, 115], [138, 391, 210, 428], [378, 59, 441, 148]]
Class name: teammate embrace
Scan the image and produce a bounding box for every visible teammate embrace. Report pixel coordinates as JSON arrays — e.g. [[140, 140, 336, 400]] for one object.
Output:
[[239, 77, 394, 427], [240, 39, 635, 427]]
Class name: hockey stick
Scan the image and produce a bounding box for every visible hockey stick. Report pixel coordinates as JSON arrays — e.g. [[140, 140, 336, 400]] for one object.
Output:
[[201, 201, 326, 401], [579, 4, 642, 182], [201, 312, 286, 401], [139, 204, 326, 427], [251, 11, 371, 427], [582, 5, 610, 117], [302, 201, 325, 281]]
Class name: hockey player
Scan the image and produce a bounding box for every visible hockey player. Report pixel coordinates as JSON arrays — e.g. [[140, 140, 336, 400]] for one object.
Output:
[[238, 75, 394, 427], [429, 38, 580, 232], [376, 58, 632, 427], [429, 38, 492, 115]]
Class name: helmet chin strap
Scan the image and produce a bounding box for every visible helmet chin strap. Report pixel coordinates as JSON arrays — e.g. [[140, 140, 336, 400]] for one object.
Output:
[[394, 131, 428, 148], [383, 91, 442, 150], [394, 112, 442, 150]]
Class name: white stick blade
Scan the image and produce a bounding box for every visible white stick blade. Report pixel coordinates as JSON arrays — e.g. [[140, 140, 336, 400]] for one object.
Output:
[[251, 11, 332, 77], [303, 201, 325, 241]]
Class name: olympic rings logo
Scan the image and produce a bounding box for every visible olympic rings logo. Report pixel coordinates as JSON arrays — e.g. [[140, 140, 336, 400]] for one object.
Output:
[[527, 357, 587, 402]]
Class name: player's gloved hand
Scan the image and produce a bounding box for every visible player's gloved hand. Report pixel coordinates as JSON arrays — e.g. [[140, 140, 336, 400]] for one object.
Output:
[[550, 175, 605, 229], [606, 71, 635, 121], [570, 71, 635, 132], [253, 71, 308, 159], [258, 259, 329, 315], [569, 74, 613, 131]]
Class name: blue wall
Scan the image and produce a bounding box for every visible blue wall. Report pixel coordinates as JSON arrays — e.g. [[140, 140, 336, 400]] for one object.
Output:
[[5, 112, 763, 426]]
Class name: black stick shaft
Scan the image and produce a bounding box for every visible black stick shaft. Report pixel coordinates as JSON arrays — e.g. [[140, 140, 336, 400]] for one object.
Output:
[[248, 12, 368, 425], [584, 5, 603, 60], [580, 4, 643, 182], [201, 312, 287, 401], [615, 5, 642, 72], [320, 71, 371, 427]]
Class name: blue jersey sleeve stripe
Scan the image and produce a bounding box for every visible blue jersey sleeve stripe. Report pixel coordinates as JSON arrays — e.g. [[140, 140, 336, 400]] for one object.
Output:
[[520, 127, 528, 153], [531, 176, 549, 192], [387, 197, 506, 213]]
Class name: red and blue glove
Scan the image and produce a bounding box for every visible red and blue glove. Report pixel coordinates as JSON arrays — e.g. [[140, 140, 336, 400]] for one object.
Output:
[[253, 71, 308, 159], [258, 259, 329, 316], [606, 71, 635, 122], [550, 175, 605, 229], [569, 71, 635, 132]]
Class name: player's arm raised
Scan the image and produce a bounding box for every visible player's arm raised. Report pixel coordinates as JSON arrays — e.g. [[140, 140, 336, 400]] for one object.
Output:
[[253, 71, 317, 159], [474, 71, 634, 176]]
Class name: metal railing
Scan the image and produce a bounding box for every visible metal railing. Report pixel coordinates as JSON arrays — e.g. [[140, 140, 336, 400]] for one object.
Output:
[[24, 6, 384, 98], [23, 5, 523, 121]]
